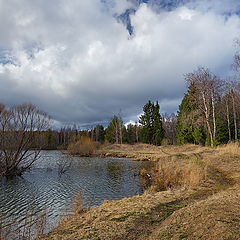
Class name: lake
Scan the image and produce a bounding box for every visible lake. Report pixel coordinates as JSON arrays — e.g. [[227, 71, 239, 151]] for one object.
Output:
[[0, 151, 150, 238]]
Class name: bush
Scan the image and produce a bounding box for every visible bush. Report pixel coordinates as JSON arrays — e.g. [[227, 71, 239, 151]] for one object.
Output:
[[67, 136, 98, 156]]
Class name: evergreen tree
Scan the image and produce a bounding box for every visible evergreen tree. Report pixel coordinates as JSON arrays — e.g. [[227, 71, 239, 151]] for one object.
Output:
[[152, 102, 164, 145], [126, 123, 136, 144], [139, 101, 164, 145], [176, 82, 206, 145], [176, 93, 195, 144], [139, 101, 153, 144], [105, 116, 123, 144]]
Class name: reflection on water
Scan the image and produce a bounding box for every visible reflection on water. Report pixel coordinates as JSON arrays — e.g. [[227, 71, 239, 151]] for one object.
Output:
[[0, 151, 151, 236]]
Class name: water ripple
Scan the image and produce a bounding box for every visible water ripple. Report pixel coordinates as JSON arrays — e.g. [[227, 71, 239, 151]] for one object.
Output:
[[0, 151, 150, 236]]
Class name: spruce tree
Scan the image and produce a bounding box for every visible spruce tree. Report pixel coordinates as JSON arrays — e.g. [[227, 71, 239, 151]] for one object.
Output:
[[139, 101, 153, 144], [126, 123, 136, 144], [176, 93, 195, 144], [176, 81, 207, 145], [139, 101, 164, 145], [152, 101, 164, 145]]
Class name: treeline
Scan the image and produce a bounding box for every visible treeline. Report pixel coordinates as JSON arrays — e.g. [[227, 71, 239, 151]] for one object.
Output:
[[105, 101, 171, 145], [41, 100, 171, 148], [176, 67, 240, 146]]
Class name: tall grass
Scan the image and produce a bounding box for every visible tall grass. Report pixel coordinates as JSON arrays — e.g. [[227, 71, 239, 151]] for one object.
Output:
[[217, 142, 240, 155], [149, 157, 207, 191], [71, 193, 85, 215]]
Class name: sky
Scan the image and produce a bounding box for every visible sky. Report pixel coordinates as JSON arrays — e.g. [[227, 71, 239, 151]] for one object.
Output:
[[0, 0, 240, 128]]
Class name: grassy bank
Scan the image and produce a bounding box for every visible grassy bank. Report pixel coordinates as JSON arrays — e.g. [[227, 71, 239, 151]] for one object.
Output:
[[40, 143, 240, 240], [96, 143, 212, 161]]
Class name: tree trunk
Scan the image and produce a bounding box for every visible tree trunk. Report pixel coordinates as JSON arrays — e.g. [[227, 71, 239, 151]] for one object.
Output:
[[231, 90, 238, 141], [211, 91, 216, 141], [226, 99, 231, 142], [202, 92, 214, 147], [119, 120, 122, 144]]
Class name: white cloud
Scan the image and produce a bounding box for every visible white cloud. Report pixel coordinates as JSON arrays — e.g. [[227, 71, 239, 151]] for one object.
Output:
[[178, 7, 195, 20], [0, 0, 239, 126]]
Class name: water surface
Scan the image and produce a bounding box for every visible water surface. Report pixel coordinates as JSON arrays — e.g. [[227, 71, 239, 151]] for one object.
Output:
[[0, 151, 150, 235]]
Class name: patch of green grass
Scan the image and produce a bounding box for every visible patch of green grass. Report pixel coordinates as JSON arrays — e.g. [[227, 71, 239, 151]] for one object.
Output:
[[111, 212, 148, 222], [179, 234, 188, 239], [158, 211, 173, 218], [163, 203, 186, 210]]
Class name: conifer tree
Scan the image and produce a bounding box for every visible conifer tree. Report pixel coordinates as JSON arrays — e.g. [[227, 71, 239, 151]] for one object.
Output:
[[176, 82, 206, 145], [139, 101, 164, 145], [176, 93, 195, 144], [152, 101, 164, 145], [139, 101, 153, 144], [105, 116, 123, 144]]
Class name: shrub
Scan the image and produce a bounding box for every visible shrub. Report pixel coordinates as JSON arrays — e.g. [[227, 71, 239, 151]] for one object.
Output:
[[67, 136, 98, 156]]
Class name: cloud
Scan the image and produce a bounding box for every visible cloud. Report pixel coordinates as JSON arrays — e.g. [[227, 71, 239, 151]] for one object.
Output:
[[0, 0, 240, 127]]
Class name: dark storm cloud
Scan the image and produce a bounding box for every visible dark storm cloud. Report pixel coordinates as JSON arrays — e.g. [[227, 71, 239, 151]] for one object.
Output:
[[0, 0, 240, 127]]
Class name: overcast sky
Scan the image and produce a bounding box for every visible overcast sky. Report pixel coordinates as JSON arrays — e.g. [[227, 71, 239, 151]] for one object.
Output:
[[0, 0, 240, 128]]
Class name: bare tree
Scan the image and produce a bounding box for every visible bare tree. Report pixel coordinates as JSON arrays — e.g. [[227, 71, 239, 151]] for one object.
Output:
[[135, 122, 139, 143], [0, 104, 51, 177], [57, 154, 73, 175]]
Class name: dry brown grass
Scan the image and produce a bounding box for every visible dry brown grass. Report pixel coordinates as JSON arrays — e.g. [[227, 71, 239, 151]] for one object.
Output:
[[149, 188, 240, 240], [217, 141, 240, 155], [68, 136, 99, 156], [150, 157, 208, 191], [97, 143, 213, 161], [71, 193, 85, 216]]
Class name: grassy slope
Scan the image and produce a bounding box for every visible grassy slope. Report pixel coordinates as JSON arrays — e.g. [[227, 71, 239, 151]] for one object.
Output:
[[40, 143, 240, 240]]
